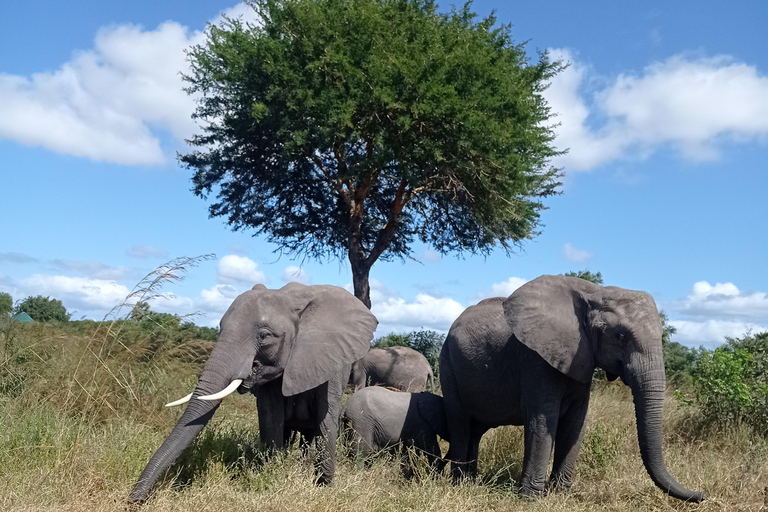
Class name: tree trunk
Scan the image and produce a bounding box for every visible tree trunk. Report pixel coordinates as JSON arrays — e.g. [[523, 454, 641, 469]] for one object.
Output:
[[350, 256, 372, 309]]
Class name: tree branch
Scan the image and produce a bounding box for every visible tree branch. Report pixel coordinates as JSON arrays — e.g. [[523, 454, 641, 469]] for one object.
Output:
[[366, 177, 408, 267]]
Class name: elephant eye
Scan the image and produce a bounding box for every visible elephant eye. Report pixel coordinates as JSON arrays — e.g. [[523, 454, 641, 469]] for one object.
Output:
[[617, 332, 626, 344], [257, 328, 272, 341]]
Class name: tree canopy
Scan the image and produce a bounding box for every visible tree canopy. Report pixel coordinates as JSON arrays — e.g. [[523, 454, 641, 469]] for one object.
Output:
[[14, 296, 70, 323], [563, 269, 604, 285], [0, 292, 12, 317], [182, 0, 563, 306]]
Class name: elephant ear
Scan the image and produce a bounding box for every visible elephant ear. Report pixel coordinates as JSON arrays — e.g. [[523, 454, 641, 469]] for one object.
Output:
[[417, 393, 450, 441], [281, 284, 378, 396], [503, 275, 596, 384]]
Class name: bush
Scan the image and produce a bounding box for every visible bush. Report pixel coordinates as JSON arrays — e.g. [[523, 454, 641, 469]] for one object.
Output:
[[663, 341, 699, 386], [13, 295, 70, 322], [691, 332, 768, 435]]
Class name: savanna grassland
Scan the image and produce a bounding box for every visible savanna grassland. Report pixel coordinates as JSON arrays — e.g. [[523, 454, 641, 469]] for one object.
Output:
[[1, 320, 766, 512]]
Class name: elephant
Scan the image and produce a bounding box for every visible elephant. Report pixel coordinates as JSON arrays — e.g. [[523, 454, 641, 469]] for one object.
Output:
[[350, 346, 434, 392], [439, 275, 705, 502], [342, 386, 449, 476], [128, 283, 378, 504]]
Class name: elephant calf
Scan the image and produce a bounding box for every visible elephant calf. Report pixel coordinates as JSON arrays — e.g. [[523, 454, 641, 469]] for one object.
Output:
[[342, 386, 449, 476], [350, 346, 434, 392]]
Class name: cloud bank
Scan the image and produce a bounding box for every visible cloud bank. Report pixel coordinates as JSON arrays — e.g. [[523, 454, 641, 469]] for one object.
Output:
[[666, 280, 768, 347], [544, 49, 768, 171], [0, 3, 259, 165]]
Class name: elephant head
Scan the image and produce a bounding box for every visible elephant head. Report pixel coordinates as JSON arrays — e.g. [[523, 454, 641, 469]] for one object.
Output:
[[128, 283, 377, 504], [503, 275, 704, 502]]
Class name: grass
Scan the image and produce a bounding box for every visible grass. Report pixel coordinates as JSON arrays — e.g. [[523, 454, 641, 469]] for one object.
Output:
[[1, 321, 766, 511]]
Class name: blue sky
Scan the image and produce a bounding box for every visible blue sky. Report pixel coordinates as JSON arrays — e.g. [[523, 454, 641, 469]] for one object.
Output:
[[1, 0, 767, 347]]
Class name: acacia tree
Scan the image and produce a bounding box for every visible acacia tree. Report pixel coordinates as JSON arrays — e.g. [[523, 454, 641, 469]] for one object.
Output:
[[183, 0, 563, 307]]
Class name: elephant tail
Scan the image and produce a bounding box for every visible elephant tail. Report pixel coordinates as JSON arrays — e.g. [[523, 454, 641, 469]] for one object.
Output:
[[427, 367, 435, 392]]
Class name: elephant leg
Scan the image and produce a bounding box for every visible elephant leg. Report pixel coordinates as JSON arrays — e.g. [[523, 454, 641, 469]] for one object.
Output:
[[520, 407, 559, 497], [349, 426, 376, 469], [549, 395, 589, 492], [255, 381, 286, 452], [297, 430, 316, 466], [423, 434, 446, 476], [442, 364, 473, 481], [316, 378, 343, 485], [466, 424, 487, 479]]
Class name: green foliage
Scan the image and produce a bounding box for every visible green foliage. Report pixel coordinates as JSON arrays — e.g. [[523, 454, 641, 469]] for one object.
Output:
[[408, 330, 445, 375], [0, 292, 12, 316], [692, 332, 768, 435], [372, 329, 445, 377], [372, 333, 411, 348], [563, 269, 603, 285], [657, 310, 698, 386], [663, 341, 699, 386], [13, 295, 70, 322], [182, 0, 563, 303], [659, 310, 676, 346]]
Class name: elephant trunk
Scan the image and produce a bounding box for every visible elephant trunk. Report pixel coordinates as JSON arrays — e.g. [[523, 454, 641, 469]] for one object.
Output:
[[128, 397, 220, 504], [627, 350, 705, 502], [128, 336, 255, 504]]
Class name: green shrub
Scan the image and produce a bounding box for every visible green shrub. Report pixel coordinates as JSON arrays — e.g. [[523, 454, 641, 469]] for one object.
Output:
[[692, 332, 768, 435]]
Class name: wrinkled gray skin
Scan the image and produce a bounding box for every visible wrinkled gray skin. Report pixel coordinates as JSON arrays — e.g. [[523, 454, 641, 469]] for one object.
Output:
[[440, 275, 705, 502], [350, 346, 433, 392], [128, 283, 377, 504], [343, 386, 449, 476]]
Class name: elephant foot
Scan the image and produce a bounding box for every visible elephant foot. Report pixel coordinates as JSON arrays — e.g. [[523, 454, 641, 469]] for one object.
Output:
[[547, 475, 574, 494], [519, 483, 546, 500], [314, 465, 335, 486]]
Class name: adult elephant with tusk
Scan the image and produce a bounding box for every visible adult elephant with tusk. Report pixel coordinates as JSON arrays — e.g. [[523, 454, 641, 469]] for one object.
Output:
[[128, 283, 378, 504]]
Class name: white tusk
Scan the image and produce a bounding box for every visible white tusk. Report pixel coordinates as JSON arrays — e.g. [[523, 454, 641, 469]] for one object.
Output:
[[165, 392, 193, 407], [197, 379, 243, 401]]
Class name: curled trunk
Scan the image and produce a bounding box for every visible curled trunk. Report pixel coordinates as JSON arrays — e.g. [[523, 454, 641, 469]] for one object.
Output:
[[629, 353, 705, 502]]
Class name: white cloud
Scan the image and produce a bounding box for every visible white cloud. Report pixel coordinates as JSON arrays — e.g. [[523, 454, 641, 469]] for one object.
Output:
[[17, 274, 132, 315], [544, 49, 768, 171], [373, 294, 465, 332], [668, 281, 768, 321], [671, 319, 768, 348], [127, 245, 168, 259], [282, 266, 312, 285], [0, 4, 262, 165], [216, 255, 266, 286], [476, 276, 527, 300], [543, 50, 627, 171], [563, 243, 592, 263]]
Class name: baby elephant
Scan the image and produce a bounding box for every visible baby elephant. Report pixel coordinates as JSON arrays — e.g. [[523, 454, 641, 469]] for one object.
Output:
[[343, 386, 449, 476]]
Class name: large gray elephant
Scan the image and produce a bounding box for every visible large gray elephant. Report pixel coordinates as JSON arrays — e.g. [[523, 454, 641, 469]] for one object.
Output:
[[342, 386, 449, 476], [128, 283, 378, 504], [440, 275, 705, 502], [350, 346, 433, 392]]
